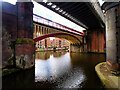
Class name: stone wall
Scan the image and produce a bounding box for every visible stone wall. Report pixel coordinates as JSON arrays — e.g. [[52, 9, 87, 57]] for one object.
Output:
[[2, 2, 17, 67], [2, 2, 35, 68]]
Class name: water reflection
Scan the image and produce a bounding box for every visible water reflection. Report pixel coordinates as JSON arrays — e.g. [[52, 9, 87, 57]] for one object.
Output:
[[35, 52, 72, 82], [35, 51, 67, 60], [69, 53, 105, 88], [35, 52, 105, 88], [56, 67, 86, 88], [35, 51, 86, 88], [35, 52, 50, 60]]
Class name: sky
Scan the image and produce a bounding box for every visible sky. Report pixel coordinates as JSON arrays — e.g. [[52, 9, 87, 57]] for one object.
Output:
[[98, 0, 104, 6]]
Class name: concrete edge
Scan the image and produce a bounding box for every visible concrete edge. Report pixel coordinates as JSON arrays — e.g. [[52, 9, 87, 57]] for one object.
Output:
[[95, 62, 107, 86], [95, 62, 120, 89]]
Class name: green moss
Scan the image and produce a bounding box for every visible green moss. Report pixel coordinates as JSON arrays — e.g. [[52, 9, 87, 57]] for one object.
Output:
[[95, 62, 118, 88], [95, 62, 106, 87], [2, 69, 19, 77], [2, 65, 35, 77], [7, 56, 14, 65], [9, 40, 16, 49]]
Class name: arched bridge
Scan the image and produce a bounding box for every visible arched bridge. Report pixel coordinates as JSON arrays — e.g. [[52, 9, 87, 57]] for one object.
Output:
[[33, 14, 85, 45]]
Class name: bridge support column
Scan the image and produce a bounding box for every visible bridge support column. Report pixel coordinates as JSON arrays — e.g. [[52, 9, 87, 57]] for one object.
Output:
[[103, 2, 120, 72], [82, 30, 87, 52], [87, 29, 105, 53], [15, 2, 35, 69], [69, 44, 82, 52]]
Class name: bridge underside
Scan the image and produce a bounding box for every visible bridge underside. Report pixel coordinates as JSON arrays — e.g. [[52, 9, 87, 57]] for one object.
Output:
[[39, 2, 105, 29]]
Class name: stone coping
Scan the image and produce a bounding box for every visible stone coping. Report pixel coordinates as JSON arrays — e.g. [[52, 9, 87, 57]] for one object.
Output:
[[95, 62, 120, 89]]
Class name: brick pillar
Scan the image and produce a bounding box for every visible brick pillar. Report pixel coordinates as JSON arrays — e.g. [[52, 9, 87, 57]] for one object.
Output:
[[15, 2, 35, 69], [98, 29, 105, 52], [87, 29, 105, 53], [87, 30, 98, 52], [82, 30, 87, 52], [69, 44, 81, 52], [86, 30, 91, 52], [102, 2, 120, 72]]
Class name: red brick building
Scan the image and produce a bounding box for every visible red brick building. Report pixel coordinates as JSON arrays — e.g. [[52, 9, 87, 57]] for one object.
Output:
[[36, 38, 51, 49], [52, 38, 69, 48], [36, 38, 69, 50]]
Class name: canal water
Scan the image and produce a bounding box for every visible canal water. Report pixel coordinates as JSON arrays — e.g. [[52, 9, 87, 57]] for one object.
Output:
[[3, 51, 105, 89]]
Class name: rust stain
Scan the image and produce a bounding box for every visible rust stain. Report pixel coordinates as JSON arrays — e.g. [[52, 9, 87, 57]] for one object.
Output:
[[106, 58, 119, 71]]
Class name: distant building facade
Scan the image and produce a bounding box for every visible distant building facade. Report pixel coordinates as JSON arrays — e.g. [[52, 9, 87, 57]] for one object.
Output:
[[36, 38, 69, 50], [51, 38, 69, 48], [36, 38, 51, 49]]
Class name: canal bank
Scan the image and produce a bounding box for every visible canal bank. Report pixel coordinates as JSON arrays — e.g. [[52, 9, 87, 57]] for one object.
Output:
[[2, 65, 35, 77], [95, 62, 120, 89], [36, 49, 68, 52]]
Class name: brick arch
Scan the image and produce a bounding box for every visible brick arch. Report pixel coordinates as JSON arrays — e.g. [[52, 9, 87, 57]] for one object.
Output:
[[33, 33, 83, 44]]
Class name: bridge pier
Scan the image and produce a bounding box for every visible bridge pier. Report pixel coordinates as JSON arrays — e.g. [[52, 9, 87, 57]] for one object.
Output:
[[102, 2, 120, 72], [2, 1, 35, 68], [87, 29, 105, 53], [69, 44, 81, 52], [82, 30, 87, 52], [15, 2, 35, 69], [69, 43, 87, 52]]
